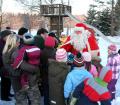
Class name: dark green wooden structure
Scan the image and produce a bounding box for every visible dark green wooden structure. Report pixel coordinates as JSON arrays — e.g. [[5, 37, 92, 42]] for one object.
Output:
[[40, 4, 71, 36]]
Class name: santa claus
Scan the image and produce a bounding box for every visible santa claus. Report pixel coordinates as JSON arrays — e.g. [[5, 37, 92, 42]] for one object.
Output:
[[61, 23, 100, 58]]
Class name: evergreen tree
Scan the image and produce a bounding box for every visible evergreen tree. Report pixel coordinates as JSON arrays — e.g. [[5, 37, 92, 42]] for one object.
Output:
[[97, 8, 111, 36], [86, 0, 115, 36], [114, 0, 120, 34], [86, 4, 98, 27]]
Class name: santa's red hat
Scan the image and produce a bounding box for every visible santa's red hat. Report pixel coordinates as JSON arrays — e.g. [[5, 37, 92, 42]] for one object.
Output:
[[74, 23, 88, 32]]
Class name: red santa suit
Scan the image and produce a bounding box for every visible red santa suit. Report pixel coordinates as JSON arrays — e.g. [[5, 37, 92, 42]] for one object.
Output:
[[61, 23, 100, 58]]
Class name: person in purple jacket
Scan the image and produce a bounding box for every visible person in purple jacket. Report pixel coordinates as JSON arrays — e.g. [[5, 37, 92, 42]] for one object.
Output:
[[12, 33, 41, 90], [107, 44, 120, 100]]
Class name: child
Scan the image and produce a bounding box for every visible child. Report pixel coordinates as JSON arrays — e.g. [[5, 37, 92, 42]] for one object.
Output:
[[107, 44, 120, 100], [48, 48, 70, 105], [12, 33, 41, 90], [67, 52, 74, 71], [70, 67, 112, 105], [64, 52, 93, 103], [82, 52, 98, 77]]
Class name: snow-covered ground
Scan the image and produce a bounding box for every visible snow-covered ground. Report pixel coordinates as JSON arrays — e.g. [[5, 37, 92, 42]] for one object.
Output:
[[1, 33, 120, 104]]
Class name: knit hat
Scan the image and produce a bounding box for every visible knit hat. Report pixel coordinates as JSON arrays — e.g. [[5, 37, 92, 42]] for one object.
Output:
[[108, 44, 117, 51], [18, 27, 28, 36], [73, 52, 84, 67], [56, 48, 67, 62], [67, 52, 74, 64], [99, 67, 112, 83], [0, 30, 11, 38], [82, 52, 91, 62], [44, 36, 55, 47], [23, 33, 34, 45]]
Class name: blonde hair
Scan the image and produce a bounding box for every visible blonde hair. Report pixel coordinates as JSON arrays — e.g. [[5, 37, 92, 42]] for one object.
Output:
[[2, 34, 20, 54]]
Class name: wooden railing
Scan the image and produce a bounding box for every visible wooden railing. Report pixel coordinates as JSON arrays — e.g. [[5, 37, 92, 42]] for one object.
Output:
[[40, 4, 71, 16]]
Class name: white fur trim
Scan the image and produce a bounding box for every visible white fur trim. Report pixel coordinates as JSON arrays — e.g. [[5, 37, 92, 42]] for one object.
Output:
[[90, 50, 100, 59], [74, 27, 85, 32]]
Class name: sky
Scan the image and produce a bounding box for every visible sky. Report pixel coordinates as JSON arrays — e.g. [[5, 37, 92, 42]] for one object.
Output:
[[2, 0, 94, 15]]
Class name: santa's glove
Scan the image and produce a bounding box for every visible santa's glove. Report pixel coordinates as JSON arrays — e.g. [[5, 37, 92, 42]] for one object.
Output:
[[65, 98, 69, 105], [70, 97, 77, 105]]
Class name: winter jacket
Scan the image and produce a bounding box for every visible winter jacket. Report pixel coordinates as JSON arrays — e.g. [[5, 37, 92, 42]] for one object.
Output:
[[73, 83, 111, 105], [0, 38, 4, 68], [64, 66, 93, 98], [34, 35, 45, 50], [48, 59, 70, 105], [12, 45, 41, 69], [2, 48, 39, 93], [72, 67, 112, 105], [90, 65, 98, 77], [40, 47, 56, 105], [0, 38, 10, 77], [40, 47, 56, 85], [107, 53, 120, 79]]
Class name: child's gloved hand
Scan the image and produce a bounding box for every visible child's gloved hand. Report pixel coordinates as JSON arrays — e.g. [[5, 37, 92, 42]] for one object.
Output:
[[70, 97, 77, 105]]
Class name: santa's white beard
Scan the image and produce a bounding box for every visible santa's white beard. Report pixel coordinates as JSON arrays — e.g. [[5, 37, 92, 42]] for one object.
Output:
[[70, 32, 88, 51]]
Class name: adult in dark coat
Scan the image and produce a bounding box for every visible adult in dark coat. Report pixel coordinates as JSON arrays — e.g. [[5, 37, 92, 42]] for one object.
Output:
[[2, 34, 41, 105], [48, 59, 70, 105], [0, 30, 13, 101], [48, 48, 70, 105], [40, 36, 56, 105]]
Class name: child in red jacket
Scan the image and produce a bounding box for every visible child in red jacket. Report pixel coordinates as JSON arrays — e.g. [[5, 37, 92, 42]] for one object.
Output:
[[70, 67, 112, 105], [12, 33, 41, 90]]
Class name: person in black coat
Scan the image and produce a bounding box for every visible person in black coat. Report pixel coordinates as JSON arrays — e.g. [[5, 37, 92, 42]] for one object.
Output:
[[0, 30, 13, 101], [40, 36, 56, 105]]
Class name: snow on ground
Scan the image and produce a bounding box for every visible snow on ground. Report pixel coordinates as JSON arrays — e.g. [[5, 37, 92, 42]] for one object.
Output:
[[98, 36, 120, 66], [1, 34, 120, 105]]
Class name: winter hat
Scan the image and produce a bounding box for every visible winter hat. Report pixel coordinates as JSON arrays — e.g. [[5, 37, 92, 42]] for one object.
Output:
[[0, 30, 11, 38], [67, 52, 74, 63], [74, 23, 87, 32], [99, 67, 112, 83], [44, 36, 55, 47], [56, 48, 67, 62], [82, 52, 91, 62], [108, 44, 117, 51], [23, 33, 34, 45], [73, 52, 84, 67], [18, 27, 28, 36]]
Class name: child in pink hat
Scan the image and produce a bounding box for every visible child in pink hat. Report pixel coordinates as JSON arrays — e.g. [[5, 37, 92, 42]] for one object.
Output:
[[56, 48, 67, 62], [107, 44, 120, 100], [82, 52, 98, 77], [108, 44, 117, 55]]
